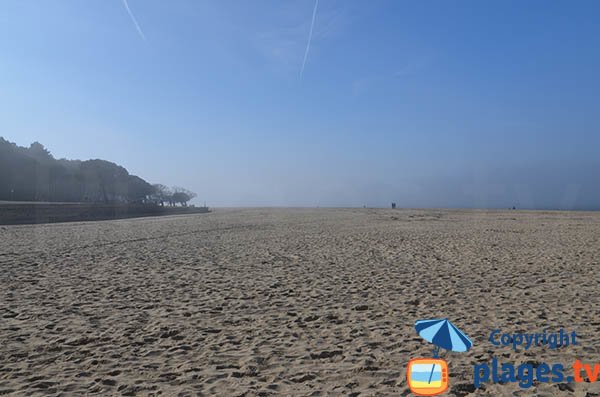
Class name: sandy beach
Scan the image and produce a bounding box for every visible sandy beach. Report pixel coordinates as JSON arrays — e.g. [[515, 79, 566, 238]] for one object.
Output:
[[1, 208, 600, 396]]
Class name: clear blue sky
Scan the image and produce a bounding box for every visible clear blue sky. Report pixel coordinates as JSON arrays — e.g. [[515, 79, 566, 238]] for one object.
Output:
[[2, 0, 599, 208]]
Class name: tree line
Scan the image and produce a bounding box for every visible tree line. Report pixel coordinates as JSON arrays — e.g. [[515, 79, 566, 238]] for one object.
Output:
[[149, 184, 197, 207], [0, 137, 197, 206]]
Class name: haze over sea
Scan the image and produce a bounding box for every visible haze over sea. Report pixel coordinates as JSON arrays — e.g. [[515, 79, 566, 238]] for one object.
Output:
[[2, 1, 599, 209]]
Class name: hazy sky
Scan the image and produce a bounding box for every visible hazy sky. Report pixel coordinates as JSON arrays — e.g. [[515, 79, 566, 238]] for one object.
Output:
[[1, 1, 599, 209]]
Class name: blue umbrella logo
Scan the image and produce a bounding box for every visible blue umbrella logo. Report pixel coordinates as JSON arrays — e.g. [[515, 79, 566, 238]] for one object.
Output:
[[415, 318, 473, 357], [414, 318, 473, 387]]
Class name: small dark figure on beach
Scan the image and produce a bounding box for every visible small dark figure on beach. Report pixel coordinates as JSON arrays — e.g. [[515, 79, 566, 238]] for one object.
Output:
[[391, 202, 396, 209]]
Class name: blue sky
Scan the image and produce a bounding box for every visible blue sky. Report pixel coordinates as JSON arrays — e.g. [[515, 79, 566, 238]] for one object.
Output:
[[1, 0, 599, 208]]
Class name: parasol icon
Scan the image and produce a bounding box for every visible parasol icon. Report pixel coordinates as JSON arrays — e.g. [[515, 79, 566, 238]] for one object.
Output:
[[415, 318, 473, 384]]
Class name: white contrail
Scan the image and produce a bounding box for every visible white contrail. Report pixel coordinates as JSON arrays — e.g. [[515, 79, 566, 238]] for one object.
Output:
[[300, 0, 319, 79], [122, 0, 146, 41]]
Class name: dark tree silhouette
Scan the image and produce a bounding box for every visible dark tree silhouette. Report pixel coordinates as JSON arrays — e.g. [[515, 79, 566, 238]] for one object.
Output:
[[172, 187, 197, 206], [0, 137, 200, 206], [150, 184, 173, 206], [0, 137, 153, 203]]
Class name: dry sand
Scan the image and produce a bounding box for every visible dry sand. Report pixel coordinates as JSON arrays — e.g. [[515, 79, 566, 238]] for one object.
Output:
[[1, 208, 600, 396]]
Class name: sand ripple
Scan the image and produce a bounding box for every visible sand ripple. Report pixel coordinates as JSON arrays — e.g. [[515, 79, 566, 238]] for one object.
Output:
[[1, 209, 600, 395]]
